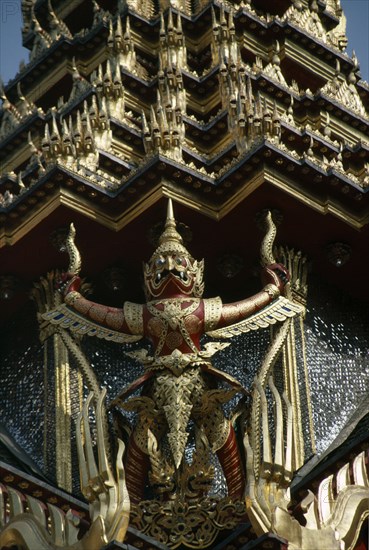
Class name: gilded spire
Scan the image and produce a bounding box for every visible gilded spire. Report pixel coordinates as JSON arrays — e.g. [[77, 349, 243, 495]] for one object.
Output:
[[159, 198, 183, 247]]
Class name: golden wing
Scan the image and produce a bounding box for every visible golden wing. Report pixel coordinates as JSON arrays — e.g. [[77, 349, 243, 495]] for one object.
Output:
[[206, 296, 303, 339], [42, 304, 142, 344]]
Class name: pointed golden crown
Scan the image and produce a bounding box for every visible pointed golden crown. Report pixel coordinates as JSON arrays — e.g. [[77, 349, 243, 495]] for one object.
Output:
[[151, 199, 192, 259]]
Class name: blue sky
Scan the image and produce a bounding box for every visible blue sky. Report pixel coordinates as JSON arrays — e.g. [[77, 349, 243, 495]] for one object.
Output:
[[0, 1, 368, 85]]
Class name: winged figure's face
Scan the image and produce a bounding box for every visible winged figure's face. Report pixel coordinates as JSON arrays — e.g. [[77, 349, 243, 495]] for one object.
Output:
[[143, 252, 204, 300]]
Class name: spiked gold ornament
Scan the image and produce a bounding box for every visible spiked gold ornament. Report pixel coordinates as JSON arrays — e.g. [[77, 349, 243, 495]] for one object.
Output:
[[150, 198, 191, 260]]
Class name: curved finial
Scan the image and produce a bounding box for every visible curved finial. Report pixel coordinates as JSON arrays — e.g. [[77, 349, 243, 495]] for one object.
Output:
[[260, 211, 276, 266], [66, 222, 82, 275]]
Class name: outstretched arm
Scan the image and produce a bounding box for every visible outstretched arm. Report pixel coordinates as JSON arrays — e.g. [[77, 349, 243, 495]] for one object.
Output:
[[55, 224, 143, 337], [61, 275, 142, 336], [215, 264, 289, 329]]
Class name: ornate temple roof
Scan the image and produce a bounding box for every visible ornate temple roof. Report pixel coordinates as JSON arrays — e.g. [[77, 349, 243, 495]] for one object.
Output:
[[0, 0, 368, 328], [0, 3, 369, 549]]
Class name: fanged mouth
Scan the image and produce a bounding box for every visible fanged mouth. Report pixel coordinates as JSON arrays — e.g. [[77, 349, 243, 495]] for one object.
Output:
[[155, 269, 188, 284]]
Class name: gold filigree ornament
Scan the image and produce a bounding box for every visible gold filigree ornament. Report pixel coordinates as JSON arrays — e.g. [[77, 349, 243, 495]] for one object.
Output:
[[147, 297, 201, 355], [125, 342, 230, 376], [130, 385, 244, 548], [130, 496, 246, 549]]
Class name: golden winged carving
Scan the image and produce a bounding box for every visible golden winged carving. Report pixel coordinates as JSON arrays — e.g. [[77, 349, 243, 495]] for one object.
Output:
[[244, 374, 369, 550], [42, 303, 142, 343], [206, 296, 303, 339], [0, 390, 130, 550]]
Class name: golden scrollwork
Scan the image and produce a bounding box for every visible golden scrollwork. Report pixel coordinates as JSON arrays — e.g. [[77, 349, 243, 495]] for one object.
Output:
[[130, 497, 246, 549]]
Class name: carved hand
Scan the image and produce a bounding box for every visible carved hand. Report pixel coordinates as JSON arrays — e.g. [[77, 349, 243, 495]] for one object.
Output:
[[57, 273, 82, 296], [261, 263, 290, 294]]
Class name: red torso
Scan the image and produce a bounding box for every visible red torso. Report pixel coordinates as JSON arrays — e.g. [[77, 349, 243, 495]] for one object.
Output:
[[143, 297, 205, 357]]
